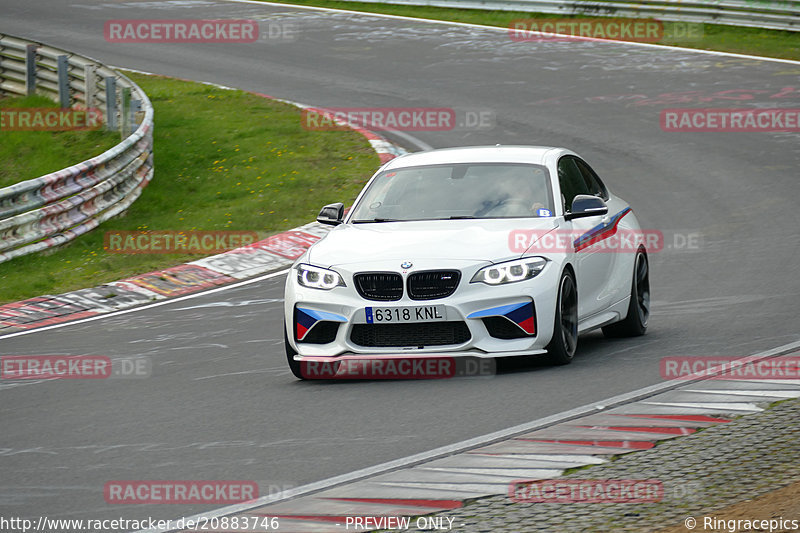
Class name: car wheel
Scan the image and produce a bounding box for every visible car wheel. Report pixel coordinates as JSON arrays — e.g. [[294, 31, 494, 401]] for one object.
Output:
[[603, 249, 650, 338], [284, 322, 305, 380], [546, 269, 578, 365]]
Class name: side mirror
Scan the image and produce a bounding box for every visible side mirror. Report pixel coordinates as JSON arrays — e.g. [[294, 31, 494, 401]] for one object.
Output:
[[565, 195, 608, 220], [317, 202, 344, 226]]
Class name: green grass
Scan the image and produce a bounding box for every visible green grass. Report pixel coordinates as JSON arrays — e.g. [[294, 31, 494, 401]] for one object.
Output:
[[257, 0, 800, 60], [0, 95, 120, 188], [0, 72, 378, 303]]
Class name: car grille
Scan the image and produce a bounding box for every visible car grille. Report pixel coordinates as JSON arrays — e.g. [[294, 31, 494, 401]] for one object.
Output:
[[350, 321, 471, 347], [407, 270, 461, 300], [354, 272, 404, 301]]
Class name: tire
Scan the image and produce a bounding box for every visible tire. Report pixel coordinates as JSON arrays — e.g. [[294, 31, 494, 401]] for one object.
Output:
[[284, 322, 305, 380], [602, 249, 650, 338], [546, 269, 578, 365]]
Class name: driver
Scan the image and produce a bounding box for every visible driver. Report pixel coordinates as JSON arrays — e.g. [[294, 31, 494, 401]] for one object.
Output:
[[493, 170, 549, 216]]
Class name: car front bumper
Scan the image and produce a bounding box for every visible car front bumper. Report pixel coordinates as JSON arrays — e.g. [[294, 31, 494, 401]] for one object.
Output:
[[284, 259, 561, 360]]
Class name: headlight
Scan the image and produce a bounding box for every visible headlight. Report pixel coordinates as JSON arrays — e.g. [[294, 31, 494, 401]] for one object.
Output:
[[297, 264, 345, 290], [471, 257, 548, 285]]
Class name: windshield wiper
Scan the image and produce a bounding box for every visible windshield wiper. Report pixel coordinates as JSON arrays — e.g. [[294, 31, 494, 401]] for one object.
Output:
[[351, 218, 403, 223], [448, 215, 477, 219]]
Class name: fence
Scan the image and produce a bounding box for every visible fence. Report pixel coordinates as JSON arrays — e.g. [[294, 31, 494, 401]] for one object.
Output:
[[337, 0, 799, 31], [0, 34, 154, 264]]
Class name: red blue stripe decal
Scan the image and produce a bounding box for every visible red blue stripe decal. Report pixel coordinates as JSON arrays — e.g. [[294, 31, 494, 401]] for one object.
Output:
[[468, 301, 535, 335], [573, 207, 631, 252], [295, 307, 347, 341]]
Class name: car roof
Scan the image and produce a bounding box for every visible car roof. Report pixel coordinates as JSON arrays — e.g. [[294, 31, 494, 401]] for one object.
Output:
[[382, 145, 565, 169]]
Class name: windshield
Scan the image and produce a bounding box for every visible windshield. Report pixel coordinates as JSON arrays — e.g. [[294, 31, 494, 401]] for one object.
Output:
[[349, 163, 554, 222]]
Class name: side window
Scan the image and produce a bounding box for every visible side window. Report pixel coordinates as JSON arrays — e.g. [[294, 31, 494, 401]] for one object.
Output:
[[557, 156, 592, 212], [575, 158, 608, 200]]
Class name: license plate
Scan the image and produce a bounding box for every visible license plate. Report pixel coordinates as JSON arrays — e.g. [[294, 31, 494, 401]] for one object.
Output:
[[365, 305, 447, 324]]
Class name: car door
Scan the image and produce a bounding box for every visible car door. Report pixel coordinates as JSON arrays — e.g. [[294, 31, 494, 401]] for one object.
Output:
[[557, 155, 615, 320], [574, 157, 633, 307]]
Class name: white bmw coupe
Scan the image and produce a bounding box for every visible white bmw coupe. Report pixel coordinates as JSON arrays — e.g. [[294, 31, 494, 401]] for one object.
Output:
[[284, 146, 650, 379]]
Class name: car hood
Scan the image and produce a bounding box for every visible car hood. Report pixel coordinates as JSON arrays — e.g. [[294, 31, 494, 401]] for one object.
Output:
[[307, 218, 559, 267]]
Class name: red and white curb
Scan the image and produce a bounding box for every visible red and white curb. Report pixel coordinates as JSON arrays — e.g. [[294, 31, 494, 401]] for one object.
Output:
[[0, 84, 406, 336], [0, 223, 329, 335], [140, 342, 800, 533]]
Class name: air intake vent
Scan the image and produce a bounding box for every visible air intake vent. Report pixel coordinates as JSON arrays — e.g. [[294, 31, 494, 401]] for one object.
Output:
[[482, 316, 534, 339], [350, 321, 471, 347], [300, 322, 340, 344]]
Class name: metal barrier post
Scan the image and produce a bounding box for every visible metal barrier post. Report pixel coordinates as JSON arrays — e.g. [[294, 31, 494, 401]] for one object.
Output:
[[57, 55, 70, 108], [105, 76, 117, 131], [25, 44, 37, 96], [121, 86, 131, 138], [130, 98, 142, 130], [84, 64, 96, 110]]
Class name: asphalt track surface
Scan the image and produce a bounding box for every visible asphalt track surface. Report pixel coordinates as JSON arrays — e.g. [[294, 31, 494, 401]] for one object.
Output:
[[1, 0, 799, 527]]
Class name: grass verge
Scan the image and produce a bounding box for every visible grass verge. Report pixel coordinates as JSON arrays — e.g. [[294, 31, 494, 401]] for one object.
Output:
[[0, 72, 379, 303], [257, 0, 800, 60], [0, 95, 120, 189]]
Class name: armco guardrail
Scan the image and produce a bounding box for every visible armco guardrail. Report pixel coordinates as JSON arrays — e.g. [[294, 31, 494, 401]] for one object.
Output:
[[336, 0, 799, 31], [0, 34, 154, 264]]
